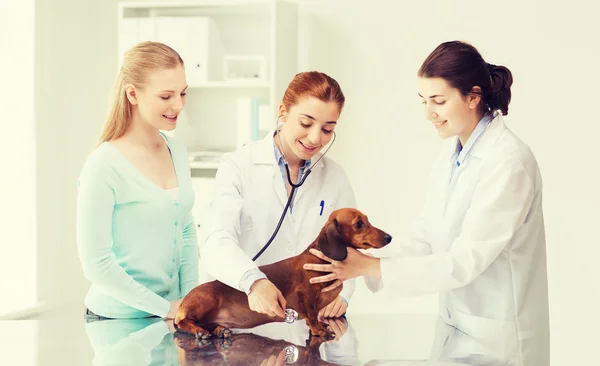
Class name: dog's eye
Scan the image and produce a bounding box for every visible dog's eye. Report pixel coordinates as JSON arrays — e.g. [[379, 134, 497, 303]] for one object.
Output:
[[355, 220, 364, 229]]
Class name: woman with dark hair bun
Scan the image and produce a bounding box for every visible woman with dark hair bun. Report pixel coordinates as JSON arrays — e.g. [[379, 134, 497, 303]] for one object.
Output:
[[306, 41, 550, 365], [418, 40, 513, 117]]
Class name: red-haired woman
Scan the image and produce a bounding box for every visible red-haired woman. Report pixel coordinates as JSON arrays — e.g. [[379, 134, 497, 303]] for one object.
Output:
[[200, 71, 356, 326]]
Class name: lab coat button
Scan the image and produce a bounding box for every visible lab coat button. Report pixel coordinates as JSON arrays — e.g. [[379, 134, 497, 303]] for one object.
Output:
[[174, 221, 178, 226]]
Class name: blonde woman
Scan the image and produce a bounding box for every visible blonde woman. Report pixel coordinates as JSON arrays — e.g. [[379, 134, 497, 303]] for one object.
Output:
[[76, 41, 198, 321]]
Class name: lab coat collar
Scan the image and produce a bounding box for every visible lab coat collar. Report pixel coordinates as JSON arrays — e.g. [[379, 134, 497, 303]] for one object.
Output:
[[252, 130, 325, 168], [446, 112, 506, 162], [468, 112, 506, 159], [451, 112, 494, 165]]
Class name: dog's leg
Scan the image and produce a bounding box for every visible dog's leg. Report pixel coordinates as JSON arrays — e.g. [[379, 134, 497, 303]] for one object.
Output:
[[305, 336, 328, 365], [299, 293, 335, 340], [173, 331, 212, 351], [214, 336, 232, 351], [174, 287, 222, 340], [211, 325, 232, 339], [175, 317, 212, 340]]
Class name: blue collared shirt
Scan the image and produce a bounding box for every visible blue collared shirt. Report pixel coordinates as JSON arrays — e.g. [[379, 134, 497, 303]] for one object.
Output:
[[273, 137, 311, 212]]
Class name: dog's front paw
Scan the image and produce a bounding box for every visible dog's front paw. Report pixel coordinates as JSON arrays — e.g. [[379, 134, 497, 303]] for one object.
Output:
[[212, 325, 232, 339], [322, 329, 336, 341], [309, 326, 335, 341], [195, 337, 212, 347], [324, 323, 337, 340], [318, 322, 337, 340], [195, 329, 212, 340], [215, 337, 232, 351]]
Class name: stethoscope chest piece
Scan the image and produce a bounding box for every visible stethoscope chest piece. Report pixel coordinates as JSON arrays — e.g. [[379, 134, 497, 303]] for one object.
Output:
[[284, 308, 299, 324], [283, 344, 299, 364]]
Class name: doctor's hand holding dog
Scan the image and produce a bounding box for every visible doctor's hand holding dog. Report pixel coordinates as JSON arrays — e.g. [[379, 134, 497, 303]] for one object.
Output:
[[305, 41, 550, 365], [199, 71, 357, 320]]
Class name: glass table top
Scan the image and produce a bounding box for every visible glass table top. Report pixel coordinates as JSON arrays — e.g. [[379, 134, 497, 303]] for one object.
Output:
[[1, 311, 520, 365]]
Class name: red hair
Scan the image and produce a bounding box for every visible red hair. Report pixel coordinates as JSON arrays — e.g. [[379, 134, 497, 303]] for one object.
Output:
[[281, 71, 345, 113]]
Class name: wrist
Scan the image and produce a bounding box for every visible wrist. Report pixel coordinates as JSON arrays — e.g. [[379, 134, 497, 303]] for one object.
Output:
[[339, 295, 348, 306], [248, 278, 266, 294], [365, 256, 382, 278], [241, 269, 268, 295]]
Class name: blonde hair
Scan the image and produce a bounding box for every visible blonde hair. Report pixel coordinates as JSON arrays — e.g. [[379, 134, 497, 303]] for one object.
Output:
[[98, 41, 184, 145]]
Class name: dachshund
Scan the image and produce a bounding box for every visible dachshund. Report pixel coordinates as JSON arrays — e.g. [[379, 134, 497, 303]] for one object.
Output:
[[174, 329, 341, 366], [174, 208, 392, 340]]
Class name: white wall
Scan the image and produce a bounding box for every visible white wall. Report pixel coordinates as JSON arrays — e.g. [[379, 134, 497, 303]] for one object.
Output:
[[34, 0, 124, 311], [0, 0, 38, 318], [19, 0, 600, 364], [31, 0, 123, 363]]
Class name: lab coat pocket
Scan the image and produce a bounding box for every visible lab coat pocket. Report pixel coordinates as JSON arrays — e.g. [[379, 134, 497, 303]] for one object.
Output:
[[239, 214, 254, 243], [445, 176, 478, 218], [312, 203, 335, 227], [238, 227, 254, 252], [452, 309, 519, 360], [300, 203, 334, 243], [240, 214, 253, 232]]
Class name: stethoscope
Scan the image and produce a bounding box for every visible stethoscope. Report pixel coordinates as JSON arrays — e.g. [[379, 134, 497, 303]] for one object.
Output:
[[249, 116, 336, 327], [251, 116, 336, 263]]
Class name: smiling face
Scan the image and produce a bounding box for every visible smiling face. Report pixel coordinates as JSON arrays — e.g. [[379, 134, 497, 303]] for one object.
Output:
[[418, 77, 482, 144], [277, 96, 340, 162], [126, 65, 188, 132]]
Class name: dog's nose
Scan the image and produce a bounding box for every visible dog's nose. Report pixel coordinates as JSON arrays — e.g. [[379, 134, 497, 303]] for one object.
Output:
[[384, 235, 392, 244]]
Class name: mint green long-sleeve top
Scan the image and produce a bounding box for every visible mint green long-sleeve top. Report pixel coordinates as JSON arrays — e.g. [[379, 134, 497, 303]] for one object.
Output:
[[76, 133, 199, 319]]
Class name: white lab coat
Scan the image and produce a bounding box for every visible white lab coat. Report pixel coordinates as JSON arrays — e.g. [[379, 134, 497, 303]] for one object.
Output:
[[368, 113, 550, 366], [199, 132, 357, 302]]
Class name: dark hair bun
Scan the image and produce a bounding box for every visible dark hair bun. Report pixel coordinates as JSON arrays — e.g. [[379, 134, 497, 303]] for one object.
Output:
[[488, 64, 513, 116]]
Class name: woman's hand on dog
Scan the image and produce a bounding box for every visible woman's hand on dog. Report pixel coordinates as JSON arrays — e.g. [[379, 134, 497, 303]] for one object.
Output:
[[248, 279, 287, 318], [304, 248, 382, 292], [260, 350, 286, 366], [166, 299, 183, 319], [164, 319, 176, 332], [318, 296, 347, 318]]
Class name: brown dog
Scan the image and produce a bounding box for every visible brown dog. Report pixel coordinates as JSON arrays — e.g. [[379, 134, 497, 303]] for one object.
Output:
[[174, 331, 341, 366], [174, 208, 392, 340]]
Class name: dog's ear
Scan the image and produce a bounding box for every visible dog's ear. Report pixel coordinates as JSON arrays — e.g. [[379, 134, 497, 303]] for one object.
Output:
[[317, 219, 348, 261]]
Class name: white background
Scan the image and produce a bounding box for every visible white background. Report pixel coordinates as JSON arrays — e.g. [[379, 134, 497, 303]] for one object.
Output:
[[1, 0, 599, 364]]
